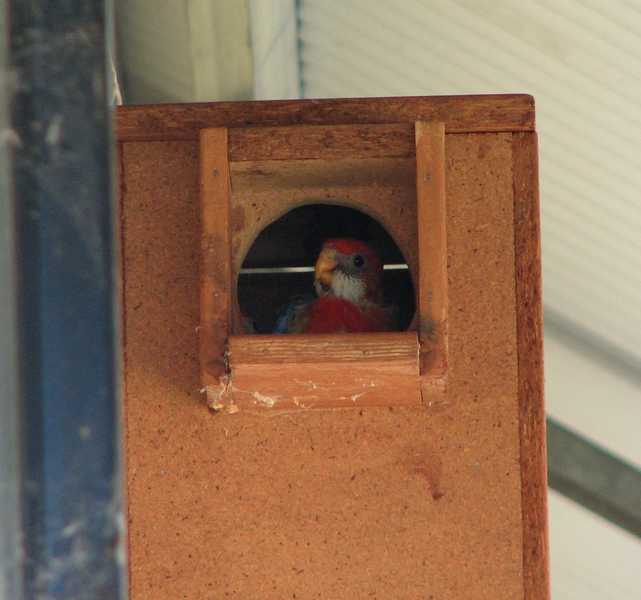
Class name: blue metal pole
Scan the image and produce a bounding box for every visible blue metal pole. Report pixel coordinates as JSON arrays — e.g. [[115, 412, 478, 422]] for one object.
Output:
[[2, 1, 127, 598]]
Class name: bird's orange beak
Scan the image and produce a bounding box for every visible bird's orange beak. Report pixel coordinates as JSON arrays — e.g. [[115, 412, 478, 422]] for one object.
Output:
[[314, 249, 338, 287]]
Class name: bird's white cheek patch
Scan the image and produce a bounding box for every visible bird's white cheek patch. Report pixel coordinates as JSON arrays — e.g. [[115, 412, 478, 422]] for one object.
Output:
[[332, 272, 366, 304]]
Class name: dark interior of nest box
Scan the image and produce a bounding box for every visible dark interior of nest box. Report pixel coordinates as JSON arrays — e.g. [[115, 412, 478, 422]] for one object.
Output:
[[238, 204, 416, 334]]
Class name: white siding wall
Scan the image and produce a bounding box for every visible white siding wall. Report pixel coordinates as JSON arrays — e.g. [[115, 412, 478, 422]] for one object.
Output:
[[116, 0, 254, 103], [115, 1, 194, 103], [249, 0, 300, 99]]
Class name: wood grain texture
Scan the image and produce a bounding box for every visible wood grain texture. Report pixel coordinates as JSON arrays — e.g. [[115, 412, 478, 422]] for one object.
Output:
[[116, 141, 133, 600], [199, 128, 232, 406], [230, 155, 415, 191], [228, 332, 420, 409], [117, 94, 535, 141], [229, 123, 415, 161], [415, 122, 448, 383], [513, 132, 550, 600], [231, 332, 418, 364]]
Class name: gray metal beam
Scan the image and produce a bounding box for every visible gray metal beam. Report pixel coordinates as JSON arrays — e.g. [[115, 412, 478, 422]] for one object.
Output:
[[0, 3, 24, 598], [545, 306, 641, 538], [545, 306, 641, 390], [547, 417, 641, 539]]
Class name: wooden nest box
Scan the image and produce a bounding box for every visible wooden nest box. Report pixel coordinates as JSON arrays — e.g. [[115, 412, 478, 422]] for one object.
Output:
[[200, 119, 448, 411], [118, 95, 548, 599]]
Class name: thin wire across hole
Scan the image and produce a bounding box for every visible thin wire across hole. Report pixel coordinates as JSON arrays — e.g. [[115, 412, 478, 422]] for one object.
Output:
[[240, 264, 410, 275]]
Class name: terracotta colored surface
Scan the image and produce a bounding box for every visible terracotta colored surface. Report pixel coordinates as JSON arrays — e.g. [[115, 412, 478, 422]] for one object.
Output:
[[121, 131, 526, 599]]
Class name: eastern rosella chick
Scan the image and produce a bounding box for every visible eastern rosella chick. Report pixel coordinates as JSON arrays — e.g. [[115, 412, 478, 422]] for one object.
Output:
[[274, 238, 394, 334]]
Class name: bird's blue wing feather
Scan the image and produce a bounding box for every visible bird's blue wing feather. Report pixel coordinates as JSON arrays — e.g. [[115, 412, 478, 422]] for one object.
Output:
[[273, 294, 315, 334]]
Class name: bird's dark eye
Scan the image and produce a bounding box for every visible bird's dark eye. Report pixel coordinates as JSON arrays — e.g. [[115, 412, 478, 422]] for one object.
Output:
[[353, 254, 365, 268]]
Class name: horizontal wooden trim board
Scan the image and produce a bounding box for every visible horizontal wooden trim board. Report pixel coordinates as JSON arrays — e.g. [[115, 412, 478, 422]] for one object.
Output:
[[116, 94, 535, 142], [229, 331, 419, 366], [229, 157, 415, 192], [228, 123, 415, 161], [226, 332, 422, 409]]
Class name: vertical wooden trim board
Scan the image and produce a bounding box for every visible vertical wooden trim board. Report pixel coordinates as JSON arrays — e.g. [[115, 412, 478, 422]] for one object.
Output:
[[199, 128, 232, 408], [116, 140, 133, 600], [513, 131, 550, 600], [415, 122, 448, 388]]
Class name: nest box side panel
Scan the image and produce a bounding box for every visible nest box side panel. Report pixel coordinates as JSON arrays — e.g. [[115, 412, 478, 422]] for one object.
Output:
[[120, 130, 528, 600]]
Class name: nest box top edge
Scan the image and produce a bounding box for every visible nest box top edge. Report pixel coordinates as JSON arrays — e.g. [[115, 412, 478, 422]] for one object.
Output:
[[116, 94, 535, 142]]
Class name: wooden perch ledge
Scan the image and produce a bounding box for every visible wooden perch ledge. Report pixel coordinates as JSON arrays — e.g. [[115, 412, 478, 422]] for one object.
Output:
[[203, 331, 432, 410]]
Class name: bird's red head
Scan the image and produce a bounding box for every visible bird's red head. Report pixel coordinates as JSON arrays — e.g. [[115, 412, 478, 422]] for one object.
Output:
[[314, 238, 383, 304]]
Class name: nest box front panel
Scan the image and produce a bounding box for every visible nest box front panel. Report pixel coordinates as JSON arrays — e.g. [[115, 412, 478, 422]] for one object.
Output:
[[120, 127, 528, 600], [119, 94, 547, 600]]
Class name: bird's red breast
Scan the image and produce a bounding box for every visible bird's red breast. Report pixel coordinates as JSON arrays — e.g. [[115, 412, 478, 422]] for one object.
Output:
[[305, 296, 390, 333]]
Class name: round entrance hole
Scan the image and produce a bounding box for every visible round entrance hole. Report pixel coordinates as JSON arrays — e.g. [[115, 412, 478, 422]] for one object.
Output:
[[238, 203, 416, 334]]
